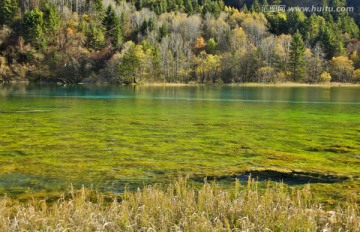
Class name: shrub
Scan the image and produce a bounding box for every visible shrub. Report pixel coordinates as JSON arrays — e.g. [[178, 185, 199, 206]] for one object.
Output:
[[318, 72, 332, 83], [353, 69, 360, 83]]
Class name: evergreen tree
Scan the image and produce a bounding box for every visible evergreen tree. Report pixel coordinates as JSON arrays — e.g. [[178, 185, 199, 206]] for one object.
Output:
[[93, 0, 105, 19], [339, 15, 359, 39], [251, 0, 261, 13], [43, 3, 60, 34], [23, 7, 46, 49], [135, 0, 143, 11], [176, 0, 184, 11], [87, 24, 106, 50], [241, 4, 249, 13], [319, 26, 344, 59], [0, 0, 18, 26], [184, 0, 194, 14], [140, 20, 148, 35], [160, 0, 167, 13], [266, 12, 287, 35], [117, 44, 144, 83], [286, 11, 307, 35], [159, 23, 168, 40], [289, 31, 306, 82], [192, 0, 200, 13], [103, 5, 122, 48]]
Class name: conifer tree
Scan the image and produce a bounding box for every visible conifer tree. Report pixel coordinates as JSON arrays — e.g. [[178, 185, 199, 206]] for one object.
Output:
[[251, 0, 261, 13], [23, 7, 46, 49], [103, 5, 122, 48], [43, 3, 60, 34], [0, 0, 18, 26], [319, 26, 344, 59], [289, 31, 306, 82], [184, 0, 194, 14], [87, 24, 106, 50]]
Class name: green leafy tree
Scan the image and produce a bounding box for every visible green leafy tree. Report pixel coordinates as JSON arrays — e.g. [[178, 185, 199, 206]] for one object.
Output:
[[206, 38, 217, 54], [289, 31, 306, 82]]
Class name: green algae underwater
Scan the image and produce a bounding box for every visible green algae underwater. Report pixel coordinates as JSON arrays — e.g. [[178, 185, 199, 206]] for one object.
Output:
[[0, 84, 359, 203]]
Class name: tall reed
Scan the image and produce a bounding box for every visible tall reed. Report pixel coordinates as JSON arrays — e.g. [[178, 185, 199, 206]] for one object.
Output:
[[0, 177, 358, 231]]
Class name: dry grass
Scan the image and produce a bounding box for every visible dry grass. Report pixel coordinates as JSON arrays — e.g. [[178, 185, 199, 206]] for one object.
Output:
[[133, 82, 360, 87], [0, 178, 358, 231]]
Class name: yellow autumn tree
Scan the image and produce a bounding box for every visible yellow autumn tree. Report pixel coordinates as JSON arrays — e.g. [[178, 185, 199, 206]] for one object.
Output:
[[328, 56, 354, 82], [195, 51, 221, 83], [353, 69, 360, 83], [194, 37, 206, 51]]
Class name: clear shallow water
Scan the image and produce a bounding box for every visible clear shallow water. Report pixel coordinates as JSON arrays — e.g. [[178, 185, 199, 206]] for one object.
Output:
[[0, 84, 359, 199]]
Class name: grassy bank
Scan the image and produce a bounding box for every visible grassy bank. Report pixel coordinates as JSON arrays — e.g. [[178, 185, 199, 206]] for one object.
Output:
[[0, 178, 358, 231]]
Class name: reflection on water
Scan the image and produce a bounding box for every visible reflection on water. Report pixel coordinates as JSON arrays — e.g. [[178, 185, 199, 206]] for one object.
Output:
[[1, 84, 360, 104]]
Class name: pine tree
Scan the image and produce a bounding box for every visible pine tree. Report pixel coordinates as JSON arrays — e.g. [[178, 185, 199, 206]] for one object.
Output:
[[23, 7, 46, 49], [184, 0, 194, 14], [319, 26, 344, 59], [43, 3, 60, 34], [159, 23, 168, 39], [135, 0, 143, 11], [87, 24, 106, 50], [241, 4, 249, 13], [93, 0, 105, 19], [251, 0, 261, 13], [289, 31, 306, 82], [192, 0, 199, 13], [117, 44, 145, 83], [103, 5, 122, 48], [0, 0, 18, 26]]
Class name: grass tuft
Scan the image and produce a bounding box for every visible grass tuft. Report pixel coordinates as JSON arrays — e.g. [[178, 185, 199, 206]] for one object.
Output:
[[0, 177, 358, 231]]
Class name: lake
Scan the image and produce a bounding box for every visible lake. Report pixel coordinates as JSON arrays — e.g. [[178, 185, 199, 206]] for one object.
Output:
[[0, 84, 359, 201]]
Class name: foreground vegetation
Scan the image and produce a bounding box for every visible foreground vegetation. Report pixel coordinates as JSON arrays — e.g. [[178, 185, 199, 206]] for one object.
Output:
[[1, 0, 360, 84], [0, 177, 359, 231]]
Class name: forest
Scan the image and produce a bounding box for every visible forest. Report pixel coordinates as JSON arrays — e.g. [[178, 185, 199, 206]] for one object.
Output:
[[0, 0, 360, 84]]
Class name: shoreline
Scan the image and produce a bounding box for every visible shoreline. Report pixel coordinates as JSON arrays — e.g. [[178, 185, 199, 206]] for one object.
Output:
[[136, 82, 360, 87], [1, 81, 360, 87]]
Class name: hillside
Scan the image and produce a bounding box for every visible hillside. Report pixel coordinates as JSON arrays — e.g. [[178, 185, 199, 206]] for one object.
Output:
[[0, 0, 360, 84]]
